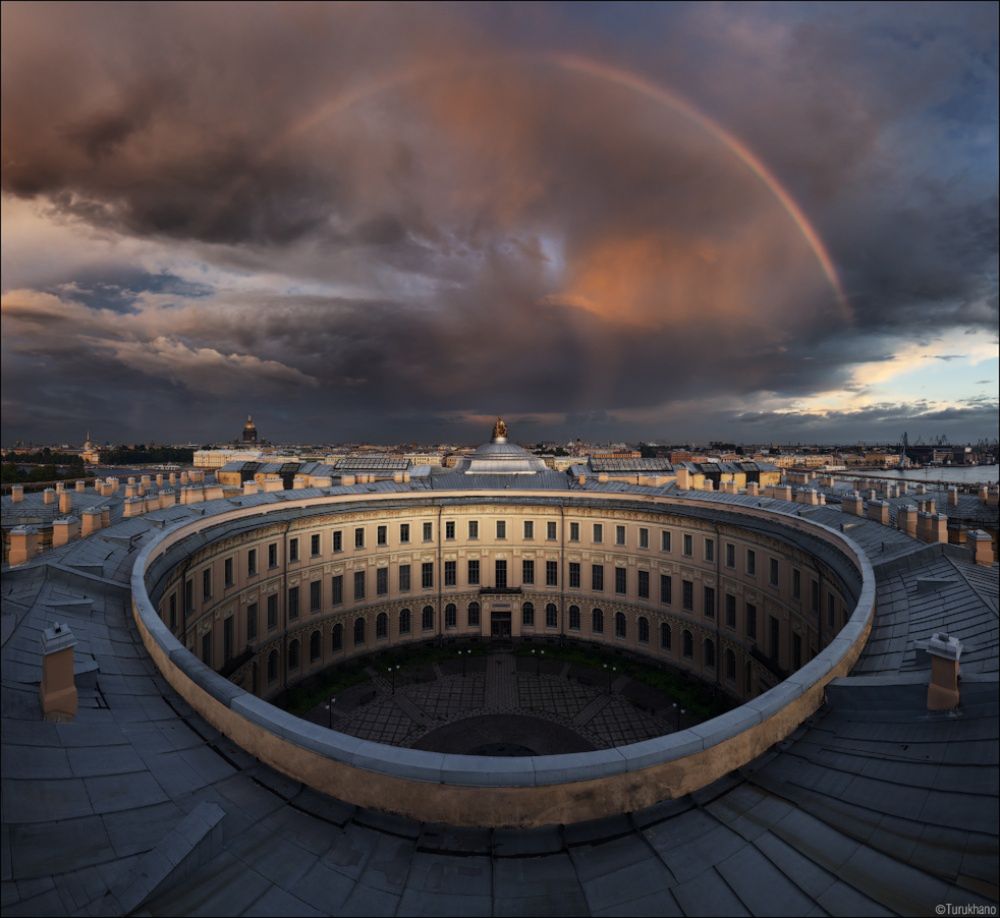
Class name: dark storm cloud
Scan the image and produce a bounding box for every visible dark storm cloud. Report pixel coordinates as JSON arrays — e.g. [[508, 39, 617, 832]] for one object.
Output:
[[1, 2, 997, 444]]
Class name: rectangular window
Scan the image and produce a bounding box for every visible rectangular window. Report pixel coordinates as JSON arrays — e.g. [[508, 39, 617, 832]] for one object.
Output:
[[468, 604, 480, 626], [570, 521, 580, 542], [467, 559, 480, 585], [591, 564, 604, 591], [377, 568, 389, 595], [495, 559, 507, 589], [468, 520, 479, 540], [638, 570, 649, 599], [660, 574, 672, 604], [202, 567, 212, 602], [224, 557, 233, 587], [639, 527, 649, 549], [661, 530, 671, 552], [422, 521, 433, 542], [811, 579, 820, 613], [331, 575, 343, 605], [522, 559, 535, 585], [827, 593, 836, 628], [333, 530, 343, 553], [746, 549, 756, 576], [682, 580, 694, 610], [704, 586, 715, 618], [683, 534, 693, 556], [248, 548, 257, 576], [246, 602, 257, 641], [546, 560, 558, 586], [169, 594, 177, 631], [268, 543, 277, 568], [310, 579, 321, 611], [421, 562, 434, 589], [746, 602, 757, 640], [593, 523, 603, 544], [399, 564, 411, 592], [354, 570, 366, 600], [615, 525, 626, 546], [224, 616, 233, 662], [288, 540, 299, 563], [705, 539, 715, 563], [524, 520, 534, 540], [400, 523, 410, 543], [770, 615, 781, 659], [615, 567, 627, 594], [496, 520, 506, 540], [547, 521, 557, 541], [792, 568, 801, 600], [445, 560, 457, 586], [726, 543, 735, 568], [445, 520, 455, 540], [267, 594, 277, 629], [377, 525, 387, 547], [354, 527, 364, 549], [569, 562, 581, 588], [310, 533, 320, 557], [201, 631, 212, 666], [288, 586, 299, 620], [725, 594, 736, 627], [770, 558, 780, 587], [185, 578, 193, 611], [793, 633, 802, 670]]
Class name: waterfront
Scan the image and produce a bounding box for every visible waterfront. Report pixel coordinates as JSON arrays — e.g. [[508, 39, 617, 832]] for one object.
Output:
[[843, 465, 999, 486]]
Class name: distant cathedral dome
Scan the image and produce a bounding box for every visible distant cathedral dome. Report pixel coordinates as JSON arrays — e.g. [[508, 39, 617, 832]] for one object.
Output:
[[454, 418, 548, 475], [242, 415, 258, 444]]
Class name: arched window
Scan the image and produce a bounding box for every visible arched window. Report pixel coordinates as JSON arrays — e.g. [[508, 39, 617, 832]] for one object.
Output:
[[638, 616, 649, 643], [682, 629, 693, 658], [545, 603, 558, 628], [422, 605, 434, 631], [467, 602, 480, 627], [704, 638, 716, 668], [660, 622, 671, 650], [592, 608, 604, 633], [615, 612, 627, 638], [399, 608, 411, 634], [445, 603, 457, 629], [288, 639, 300, 669], [267, 650, 278, 683], [725, 648, 736, 681], [331, 623, 343, 652], [354, 617, 365, 646], [522, 602, 535, 627], [376, 612, 388, 639], [310, 630, 321, 662], [569, 605, 581, 630]]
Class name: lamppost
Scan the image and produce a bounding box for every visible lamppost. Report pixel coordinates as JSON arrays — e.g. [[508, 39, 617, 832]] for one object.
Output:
[[325, 696, 336, 728], [672, 702, 686, 731], [603, 662, 617, 695], [387, 664, 400, 694], [457, 648, 468, 677]]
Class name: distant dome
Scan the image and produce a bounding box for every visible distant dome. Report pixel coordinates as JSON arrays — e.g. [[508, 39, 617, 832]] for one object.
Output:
[[244, 415, 256, 430], [454, 420, 548, 475]]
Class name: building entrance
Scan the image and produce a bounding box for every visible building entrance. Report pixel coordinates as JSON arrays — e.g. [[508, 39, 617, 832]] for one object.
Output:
[[491, 612, 512, 638]]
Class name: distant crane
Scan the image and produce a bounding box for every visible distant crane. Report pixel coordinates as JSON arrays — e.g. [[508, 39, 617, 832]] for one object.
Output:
[[898, 431, 909, 469]]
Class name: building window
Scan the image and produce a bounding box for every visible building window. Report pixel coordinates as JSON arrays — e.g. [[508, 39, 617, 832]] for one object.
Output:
[[288, 640, 299, 669], [185, 578, 194, 612], [746, 549, 756, 576], [811, 579, 820, 613], [248, 548, 258, 576], [333, 530, 343, 553], [827, 593, 836, 628], [354, 618, 365, 645], [445, 520, 455, 540], [399, 609, 411, 634], [331, 575, 343, 605], [593, 523, 603, 544], [592, 608, 604, 633], [660, 574, 672, 604], [660, 622, 671, 650], [267, 650, 278, 683], [311, 533, 320, 556], [725, 593, 736, 628], [444, 560, 456, 587], [468, 520, 479, 540], [246, 602, 257, 641], [570, 522, 580, 542], [793, 633, 802, 670], [375, 612, 388, 639], [547, 521, 557, 541], [522, 602, 535, 627], [746, 602, 757, 640], [725, 648, 736, 680], [377, 567, 389, 595], [495, 559, 508, 589], [353, 571, 365, 601], [682, 580, 694, 611], [423, 521, 433, 542], [638, 570, 650, 599], [377, 525, 387, 547], [169, 594, 177, 631], [289, 540, 300, 564], [223, 616, 233, 663], [267, 594, 277, 630], [569, 562, 581, 588], [792, 568, 801, 600], [421, 605, 434, 630], [524, 520, 534, 540], [400, 523, 410, 544], [522, 559, 535, 585], [467, 559, 480, 585], [704, 638, 716, 668], [615, 612, 627, 638], [683, 630, 693, 658], [615, 525, 626, 546], [467, 602, 480, 627], [770, 558, 779, 587], [705, 539, 715, 563], [661, 530, 671, 552], [725, 543, 735, 568], [683, 534, 693, 557], [399, 564, 411, 592], [704, 586, 715, 619], [354, 527, 365, 549], [310, 579, 321, 612], [638, 616, 650, 643], [288, 586, 299, 620], [770, 615, 780, 659], [496, 520, 506, 540], [332, 623, 343, 651], [224, 557, 234, 587], [591, 564, 604, 591], [445, 604, 457, 629], [310, 630, 321, 661], [202, 567, 212, 602], [615, 567, 627, 594], [546, 560, 558, 587], [639, 527, 649, 549], [569, 605, 581, 630], [546, 603, 558, 628], [268, 543, 277, 568], [421, 562, 434, 589]]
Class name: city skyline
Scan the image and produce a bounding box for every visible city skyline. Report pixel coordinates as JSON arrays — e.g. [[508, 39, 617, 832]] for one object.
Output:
[[2, 2, 997, 445]]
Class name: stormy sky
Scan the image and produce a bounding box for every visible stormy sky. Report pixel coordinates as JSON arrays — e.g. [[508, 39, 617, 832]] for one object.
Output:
[[2, 2, 997, 446]]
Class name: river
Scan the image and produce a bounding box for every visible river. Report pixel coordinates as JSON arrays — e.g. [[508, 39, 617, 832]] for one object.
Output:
[[841, 465, 998, 486]]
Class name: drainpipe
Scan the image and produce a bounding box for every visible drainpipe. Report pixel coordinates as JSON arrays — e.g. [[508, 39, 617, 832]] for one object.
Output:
[[714, 522, 721, 692], [437, 504, 443, 638], [281, 518, 293, 691], [560, 504, 566, 639]]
